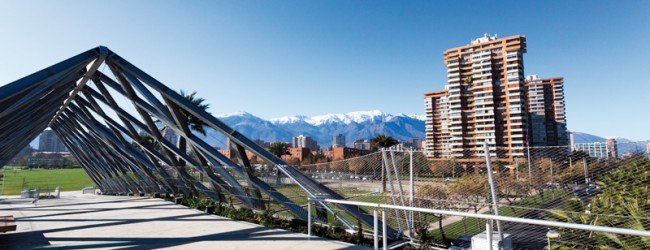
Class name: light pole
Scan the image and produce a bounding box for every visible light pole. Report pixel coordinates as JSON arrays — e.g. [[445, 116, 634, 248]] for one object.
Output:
[[546, 228, 560, 249]]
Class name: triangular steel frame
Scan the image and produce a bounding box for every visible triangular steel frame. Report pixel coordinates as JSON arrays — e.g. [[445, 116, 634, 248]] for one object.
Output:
[[0, 46, 398, 237]]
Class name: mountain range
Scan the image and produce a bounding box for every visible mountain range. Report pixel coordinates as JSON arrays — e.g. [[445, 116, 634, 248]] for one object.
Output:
[[571, 132, 649, 156], [202, 110, 425, 148], [28, 110, 648, 153], [200, 111, 648, 153]]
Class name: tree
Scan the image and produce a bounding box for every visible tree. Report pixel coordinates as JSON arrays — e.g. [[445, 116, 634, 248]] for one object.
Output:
[[287, 157, 301, 166], [464, 75, 473, 84], [371, 134, 399, 192], [370, 134, 399, 152], [329, 160, 347, 172], [178, 90, 210, 136], [348, 157, 368, 175], [545, 157, 650, 249], [399, 152, 432, 177], [133, 134, 160, 151], [429, 159, 454, 178], [450, 175, 489, 228], [299, 158, 313, 168], [269, 142, 290, 158], [175, 90, 211, 196], [496, 176, 528, 214], [545, 199, 598, 248], [416, 184, 452, 247]]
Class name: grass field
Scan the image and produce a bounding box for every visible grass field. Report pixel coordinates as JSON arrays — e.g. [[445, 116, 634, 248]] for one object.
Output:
[[0, 167, 95, 195], [428, 190, 569, 243]]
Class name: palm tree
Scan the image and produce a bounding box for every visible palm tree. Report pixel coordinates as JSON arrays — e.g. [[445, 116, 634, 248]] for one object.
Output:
[[370, 134, 399, 192], [132, 134, 160, 151], [370, 134, 399, 151], [179, 90, 210, 136], [174, 90, 210, 158], [174, 90, 211, 196]]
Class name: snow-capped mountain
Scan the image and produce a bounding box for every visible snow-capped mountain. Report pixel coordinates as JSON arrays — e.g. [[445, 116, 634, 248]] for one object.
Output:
[[269, 110, 405, 126], [200, 110, 425, 148]]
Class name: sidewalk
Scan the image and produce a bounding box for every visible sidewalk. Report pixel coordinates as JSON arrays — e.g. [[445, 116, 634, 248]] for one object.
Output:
[[0, 192, 367, 250]]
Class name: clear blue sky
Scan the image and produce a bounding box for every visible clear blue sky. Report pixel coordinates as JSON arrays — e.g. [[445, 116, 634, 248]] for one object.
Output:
[[1, 1, 648, 140]]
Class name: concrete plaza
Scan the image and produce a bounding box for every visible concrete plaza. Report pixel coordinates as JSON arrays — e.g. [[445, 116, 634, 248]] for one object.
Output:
[[0, 192, 367, 249]]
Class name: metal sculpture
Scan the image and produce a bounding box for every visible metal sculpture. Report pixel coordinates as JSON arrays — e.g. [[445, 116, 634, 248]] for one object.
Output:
[[0, 47, 397, 237]]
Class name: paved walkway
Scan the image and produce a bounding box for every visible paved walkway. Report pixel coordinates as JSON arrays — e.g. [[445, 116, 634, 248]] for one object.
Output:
[[0, 192, 367, 250]]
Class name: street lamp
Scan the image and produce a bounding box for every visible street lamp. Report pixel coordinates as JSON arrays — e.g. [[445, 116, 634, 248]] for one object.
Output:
[[546, 228, 560, 249]]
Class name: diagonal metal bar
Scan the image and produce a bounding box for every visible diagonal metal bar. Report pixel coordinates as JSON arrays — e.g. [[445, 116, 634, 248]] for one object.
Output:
[[0, 46, 399, 238], [48, 46, 108, 127]]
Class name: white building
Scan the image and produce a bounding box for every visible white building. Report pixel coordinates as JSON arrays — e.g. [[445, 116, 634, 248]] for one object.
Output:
[[292, 135, 319, 151], [573, 142, 609, 159]]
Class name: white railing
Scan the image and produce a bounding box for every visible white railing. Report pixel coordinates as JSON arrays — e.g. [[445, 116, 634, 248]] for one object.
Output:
[[307, 197, 650, 250]]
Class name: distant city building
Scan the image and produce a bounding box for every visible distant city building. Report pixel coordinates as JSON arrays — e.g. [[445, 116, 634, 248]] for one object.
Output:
[[162, 128, 178, 145], [353, 139, 371, 150], [292, 135, 319, 151], [332, 134, 346, 148], [574, 142, 609, 159], [217, 146, 256, 162], [332, 147, 371, 161], [646, 143, 650, 156], [286, 147, 312, 162], [605, 138, 618, 159], [137, 129, 148, 137], [424, 89, 450, 157], [39, 129, 67, 152], [254, 139, 270, 149], [403, 138, 423, 150], [526, 75, 568, 146], [28, 152, 77, 168], [388, 143, 405, 151]]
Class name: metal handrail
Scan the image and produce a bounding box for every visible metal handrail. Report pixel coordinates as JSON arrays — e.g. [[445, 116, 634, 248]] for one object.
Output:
[[307, 197, 650, 250]]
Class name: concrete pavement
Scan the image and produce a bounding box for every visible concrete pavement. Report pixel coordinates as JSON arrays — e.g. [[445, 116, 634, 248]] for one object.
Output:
[[0, 192, 367, 250]]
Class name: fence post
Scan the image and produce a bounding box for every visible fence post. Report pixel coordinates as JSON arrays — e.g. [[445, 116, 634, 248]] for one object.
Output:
[[374, 207, 379, 250], [307, 199, 312, 238], [381, 149, 386, 193], [484, 142, 503, 247], [486, 222, 493, 250], [382, 208, 387, 250]]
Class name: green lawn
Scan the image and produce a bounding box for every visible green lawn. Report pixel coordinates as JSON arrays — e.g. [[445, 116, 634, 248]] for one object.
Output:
[[0, 167, 95, 195], [428, 190, 569, 242]]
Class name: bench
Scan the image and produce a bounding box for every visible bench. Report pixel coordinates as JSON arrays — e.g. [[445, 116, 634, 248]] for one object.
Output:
[[82, 187, 97, 194], [0, 215, 16, 233]]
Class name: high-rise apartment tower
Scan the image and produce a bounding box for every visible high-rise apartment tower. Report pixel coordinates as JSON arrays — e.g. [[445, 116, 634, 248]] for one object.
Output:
[[425, 34, 529, 159], [39, 129, 67, 152], [332, 134, 346, 148], [526, 75, 568, 146]]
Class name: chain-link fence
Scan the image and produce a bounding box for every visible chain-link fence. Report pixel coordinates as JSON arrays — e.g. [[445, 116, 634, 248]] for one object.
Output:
[[246, 141, 650, 249]]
